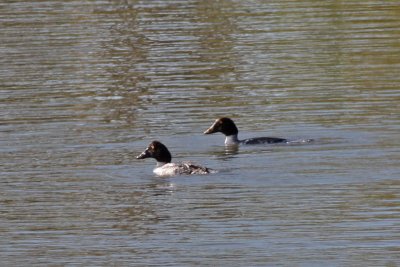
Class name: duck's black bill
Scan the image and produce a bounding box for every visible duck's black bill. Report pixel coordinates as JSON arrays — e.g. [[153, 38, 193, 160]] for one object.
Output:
[[204, 126, 217, 134], [136, 150, 150, 159]]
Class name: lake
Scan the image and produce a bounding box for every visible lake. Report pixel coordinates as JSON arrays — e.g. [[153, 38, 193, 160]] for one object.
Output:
[[1, 0, 399, 266]]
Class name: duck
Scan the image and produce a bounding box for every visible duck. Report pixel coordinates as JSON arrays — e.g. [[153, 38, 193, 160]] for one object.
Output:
[[204, 117, 288, 145], [136, 140, 215, 176]]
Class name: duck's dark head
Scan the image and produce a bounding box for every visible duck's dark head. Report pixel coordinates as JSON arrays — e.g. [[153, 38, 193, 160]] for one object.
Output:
[[204, 117, 238, 136], [136, 141, 172, 163]]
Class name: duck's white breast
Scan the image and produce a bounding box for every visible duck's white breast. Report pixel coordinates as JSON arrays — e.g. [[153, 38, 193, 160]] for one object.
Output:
[[153, 163, 179, 176]]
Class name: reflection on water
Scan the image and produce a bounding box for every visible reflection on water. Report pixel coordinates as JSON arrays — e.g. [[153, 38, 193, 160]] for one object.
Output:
[[1, 0, 399, 266], [209, 144, 240, 160]]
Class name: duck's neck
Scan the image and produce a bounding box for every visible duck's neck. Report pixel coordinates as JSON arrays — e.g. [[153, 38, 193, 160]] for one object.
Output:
[[156, 161, 169, 167], [225, 134, 240, 145]]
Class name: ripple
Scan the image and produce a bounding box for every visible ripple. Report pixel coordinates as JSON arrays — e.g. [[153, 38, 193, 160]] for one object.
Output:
[[1, 0, 399, 266]]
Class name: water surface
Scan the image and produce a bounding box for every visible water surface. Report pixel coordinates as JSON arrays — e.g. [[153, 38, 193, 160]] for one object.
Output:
[[1, 0, 399, 266]]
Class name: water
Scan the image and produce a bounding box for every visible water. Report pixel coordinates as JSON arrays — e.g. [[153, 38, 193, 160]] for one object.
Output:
[[1, 0, 399, 266]]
